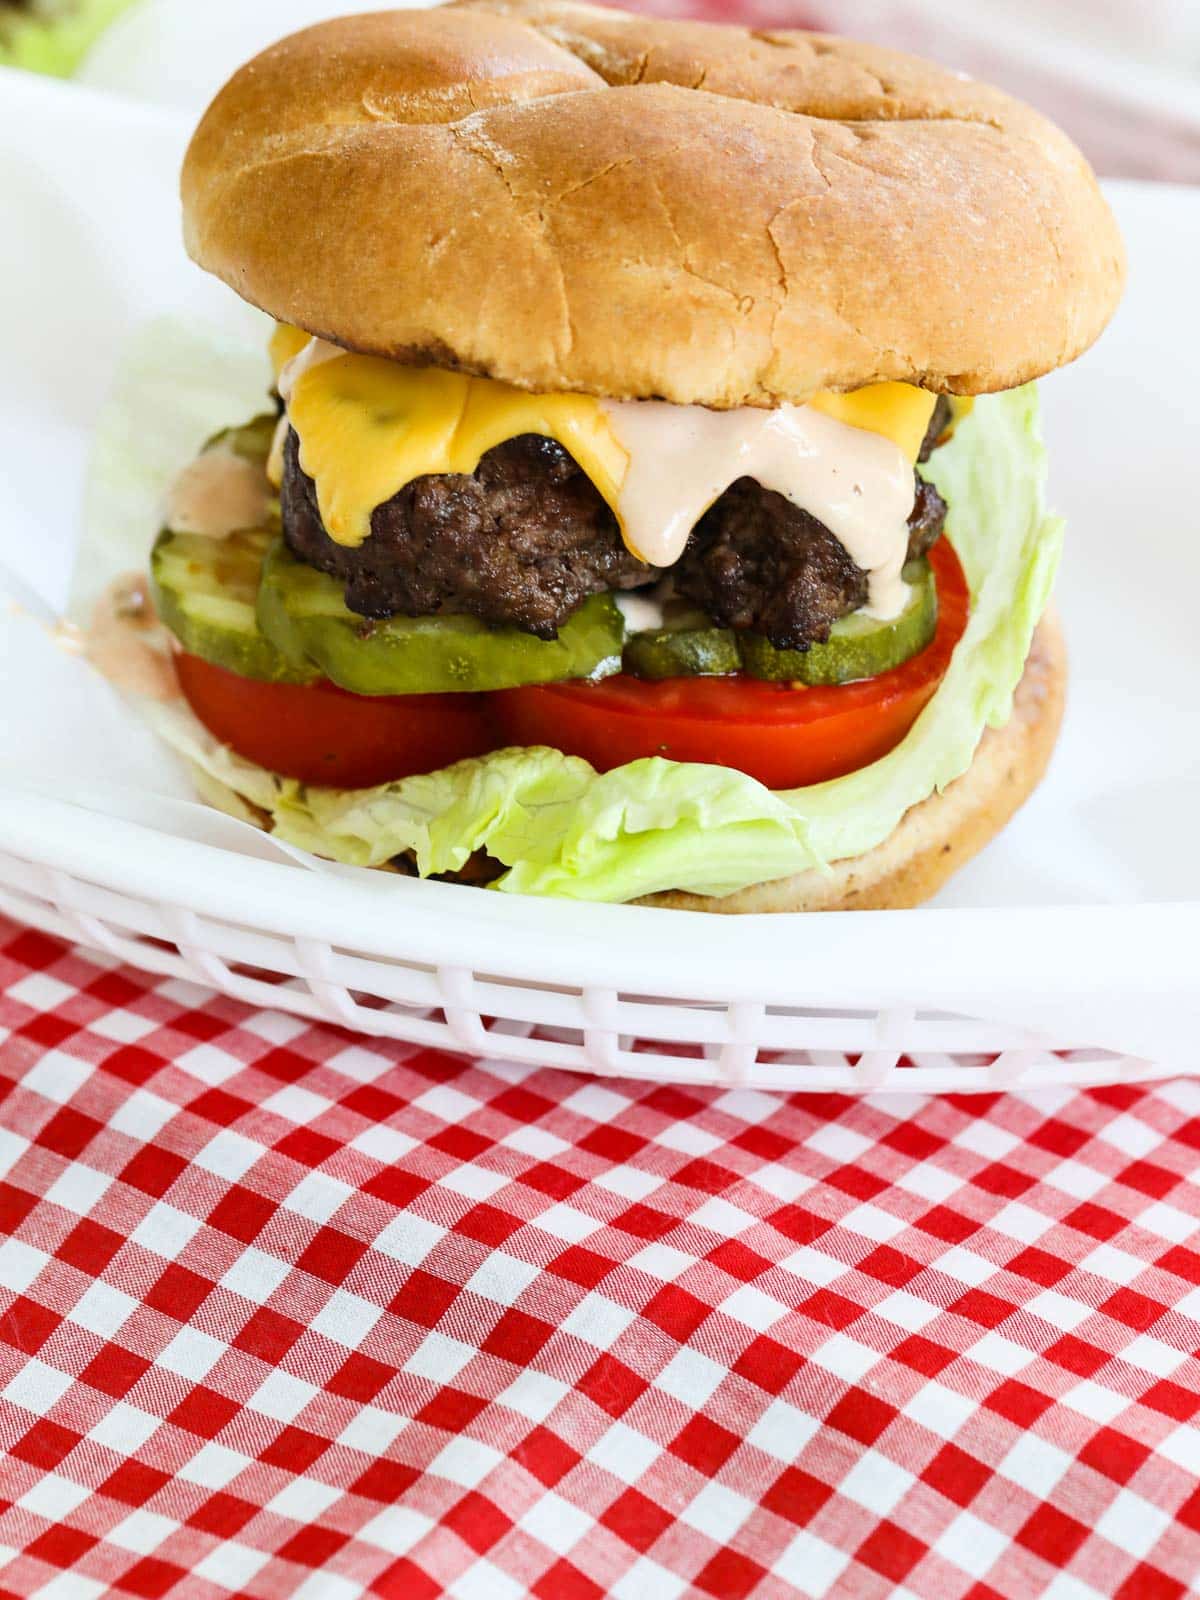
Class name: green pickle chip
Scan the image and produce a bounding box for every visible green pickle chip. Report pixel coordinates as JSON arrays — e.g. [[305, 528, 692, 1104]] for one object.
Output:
[[151, 526, 315, 685], [149, 414, 312, 685], [256, 539, 626, 695], [739, 560, 938, 686], [621, 559, 937, 686]]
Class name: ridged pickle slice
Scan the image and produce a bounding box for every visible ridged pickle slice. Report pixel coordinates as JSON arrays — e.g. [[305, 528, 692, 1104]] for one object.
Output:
[[256, 539, 626, 695], [151, 525, 320, 683], [214, 413, 278, 465], [150, 415, 318, 684], [622, 559, 938, 686], [740, 559, 937, 685], [622, 624, 741, 680]]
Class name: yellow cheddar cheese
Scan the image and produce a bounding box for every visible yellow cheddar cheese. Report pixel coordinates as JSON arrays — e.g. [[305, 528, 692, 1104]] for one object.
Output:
[[269, 322, 311, 376], [270, 325, 941, 554], [808, 383, 937, 468]]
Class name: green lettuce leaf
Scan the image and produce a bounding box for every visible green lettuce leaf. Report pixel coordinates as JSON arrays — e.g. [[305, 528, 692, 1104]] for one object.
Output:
[[0, 0, 138, 76], [146, 384, 1061, 902]]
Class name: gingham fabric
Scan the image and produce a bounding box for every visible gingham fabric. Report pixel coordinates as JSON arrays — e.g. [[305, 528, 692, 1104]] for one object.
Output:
[[2, 916, 1200, 1600]]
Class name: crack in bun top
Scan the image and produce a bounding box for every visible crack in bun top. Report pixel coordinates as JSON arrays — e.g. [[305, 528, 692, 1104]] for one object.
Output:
[[182, 0, 1125, 407]]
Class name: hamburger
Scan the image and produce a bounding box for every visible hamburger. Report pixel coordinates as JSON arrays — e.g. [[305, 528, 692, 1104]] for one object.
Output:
[[138, 0, 1124, 908]]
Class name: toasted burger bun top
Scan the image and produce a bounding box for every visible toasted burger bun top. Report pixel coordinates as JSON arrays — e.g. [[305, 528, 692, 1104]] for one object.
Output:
[[182, 0, 1124, 408]]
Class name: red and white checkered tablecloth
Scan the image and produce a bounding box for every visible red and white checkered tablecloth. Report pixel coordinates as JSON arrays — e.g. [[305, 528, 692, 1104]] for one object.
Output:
[[2, 914, 1200, 1600]]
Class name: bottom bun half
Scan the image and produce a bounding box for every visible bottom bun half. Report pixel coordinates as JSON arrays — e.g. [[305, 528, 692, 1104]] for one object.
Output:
[[643, 610, 1066, 914]]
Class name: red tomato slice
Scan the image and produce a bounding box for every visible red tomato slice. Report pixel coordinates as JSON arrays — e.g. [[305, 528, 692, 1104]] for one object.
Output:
[[491, 538, 970, 790], [175, 653, 496, 789]]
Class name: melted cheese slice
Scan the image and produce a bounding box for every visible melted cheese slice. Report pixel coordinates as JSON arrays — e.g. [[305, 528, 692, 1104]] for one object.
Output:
[[269, 322, 311, 376], [278, 344, 629, 549], [809, 384, 938, 467], [270, 327, 939, 590]]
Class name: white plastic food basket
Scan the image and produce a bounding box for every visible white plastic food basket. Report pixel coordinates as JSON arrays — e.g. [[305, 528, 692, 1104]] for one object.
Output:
[[2, 76, 1198, 1097], [1, 788, 1196, 1093]]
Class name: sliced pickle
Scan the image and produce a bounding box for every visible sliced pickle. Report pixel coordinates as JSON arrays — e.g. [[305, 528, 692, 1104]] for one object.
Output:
[[256, 538, 625, 695], [622, 625, 741, 680], [210, 412, 278, 465], [621, 559, 938, 685], [150, 410, 308, 685], [150, 526, 314, 684], [740, 559, 937, 685], [151, 413, 302, 682]]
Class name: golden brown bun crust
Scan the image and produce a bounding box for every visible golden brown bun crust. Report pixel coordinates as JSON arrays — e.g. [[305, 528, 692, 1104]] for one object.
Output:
[[182, 3, 1124, 406], [645, 610, 1066, 912]]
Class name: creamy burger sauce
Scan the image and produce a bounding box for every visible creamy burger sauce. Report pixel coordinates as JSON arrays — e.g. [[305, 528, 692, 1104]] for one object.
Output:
[[272, 334, 928, 617], [83, 574, 180, 702], [614, 590, 668, 632], [600, 399, 917, 619], [166, 445, 274, 540]]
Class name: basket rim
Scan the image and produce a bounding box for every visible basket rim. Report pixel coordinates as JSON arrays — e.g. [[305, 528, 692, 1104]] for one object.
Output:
[[1, 783, 1196, 1012]]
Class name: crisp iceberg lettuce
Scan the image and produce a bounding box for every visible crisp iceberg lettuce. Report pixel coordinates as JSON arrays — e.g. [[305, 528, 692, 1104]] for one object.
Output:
[[145, 384, 1062, 902], [0, 0, 136, 76]]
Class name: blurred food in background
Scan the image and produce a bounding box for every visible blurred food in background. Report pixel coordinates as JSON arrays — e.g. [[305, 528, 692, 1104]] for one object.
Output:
[[13, 0, 1200, 182], [638, 0, 1200, 181], [80, 0, 408, 101], [0, 0, 138, 74]]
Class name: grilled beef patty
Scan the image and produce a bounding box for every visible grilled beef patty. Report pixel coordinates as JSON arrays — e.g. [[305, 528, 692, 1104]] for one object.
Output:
[[671, 473, 946, 651], [280, 397, 950, 648], [281, 430, 652, 640]]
